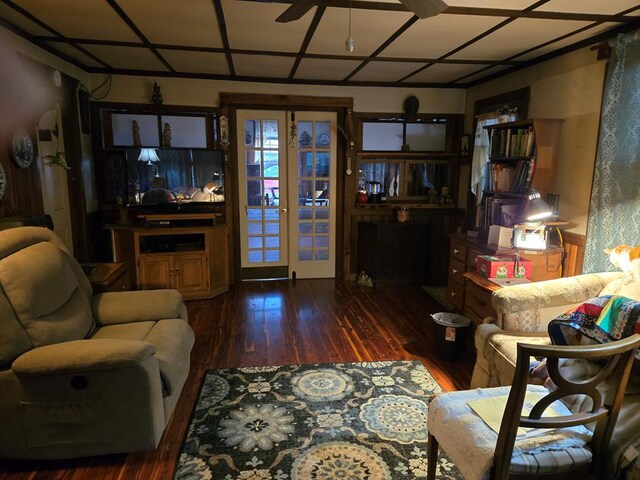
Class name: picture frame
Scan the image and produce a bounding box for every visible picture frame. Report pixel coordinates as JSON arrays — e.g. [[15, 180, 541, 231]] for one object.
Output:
[[460, 134, 471, 164]]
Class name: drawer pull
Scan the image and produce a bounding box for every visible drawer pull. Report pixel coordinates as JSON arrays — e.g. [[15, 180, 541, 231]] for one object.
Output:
[[453, 248, 460, 254], [452, 268, 458, 274], [450, 292, 456, 297]]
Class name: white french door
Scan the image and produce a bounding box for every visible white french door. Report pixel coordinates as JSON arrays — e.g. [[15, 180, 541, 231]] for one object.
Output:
[[237, 110, 337, 279]]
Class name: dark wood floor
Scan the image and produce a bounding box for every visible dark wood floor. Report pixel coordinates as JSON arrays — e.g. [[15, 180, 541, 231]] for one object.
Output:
[[0, 280, 475, 480]]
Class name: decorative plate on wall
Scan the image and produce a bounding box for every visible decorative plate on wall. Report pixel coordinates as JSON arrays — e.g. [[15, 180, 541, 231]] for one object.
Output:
[[12, 128, 34, 168]]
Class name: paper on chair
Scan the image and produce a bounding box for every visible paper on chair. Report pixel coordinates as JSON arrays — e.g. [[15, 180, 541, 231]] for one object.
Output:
[[467, 391, 563, 438]]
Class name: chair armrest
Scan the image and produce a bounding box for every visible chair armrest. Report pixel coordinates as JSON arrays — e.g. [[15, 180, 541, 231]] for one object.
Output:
[[492, 272, 622, 332], [12, 339, 156, 376], [91, 289, 188, 326]]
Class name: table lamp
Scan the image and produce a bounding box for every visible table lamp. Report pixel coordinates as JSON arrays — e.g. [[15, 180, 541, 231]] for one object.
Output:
[[511, 190, 554, 275], [138, 148, 160, 176]]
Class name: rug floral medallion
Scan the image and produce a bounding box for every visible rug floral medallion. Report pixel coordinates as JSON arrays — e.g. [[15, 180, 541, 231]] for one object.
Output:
[[175, 360, 463, 479]]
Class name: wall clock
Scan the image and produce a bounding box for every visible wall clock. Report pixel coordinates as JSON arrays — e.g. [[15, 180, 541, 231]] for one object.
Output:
[[0, 162, 7, 200], [12, 128, 34, 169]]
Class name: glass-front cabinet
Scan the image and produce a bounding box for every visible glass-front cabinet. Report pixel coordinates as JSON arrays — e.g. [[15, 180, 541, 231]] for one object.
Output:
[[355, 114, 462, 204]]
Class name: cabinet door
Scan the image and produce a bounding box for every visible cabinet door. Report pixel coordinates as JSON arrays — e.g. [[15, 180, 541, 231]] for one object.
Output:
[[174, 253, 209, 295], [138, 255, 173, 290]]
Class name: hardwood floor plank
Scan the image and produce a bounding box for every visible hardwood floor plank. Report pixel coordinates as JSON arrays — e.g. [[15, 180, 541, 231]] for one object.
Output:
[[0, 280, 474, 480]]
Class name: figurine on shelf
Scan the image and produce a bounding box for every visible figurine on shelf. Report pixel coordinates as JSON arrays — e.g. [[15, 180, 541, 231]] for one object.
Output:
[[428, 188, 438, 204], [439, 186, 453, 205], [132, 120, 141, 146], [151, 81, 163, 106], [162, 122, 172, 147]]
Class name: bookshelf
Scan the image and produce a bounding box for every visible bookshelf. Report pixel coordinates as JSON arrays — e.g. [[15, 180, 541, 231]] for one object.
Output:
[[480, 118, 563, 229]]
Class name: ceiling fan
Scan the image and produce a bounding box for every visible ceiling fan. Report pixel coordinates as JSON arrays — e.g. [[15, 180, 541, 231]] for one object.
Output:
[[276, 0, 448, 23]]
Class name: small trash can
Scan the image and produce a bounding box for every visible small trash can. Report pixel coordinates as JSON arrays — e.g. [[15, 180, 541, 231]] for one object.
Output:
[[432, 312, 471, 361]]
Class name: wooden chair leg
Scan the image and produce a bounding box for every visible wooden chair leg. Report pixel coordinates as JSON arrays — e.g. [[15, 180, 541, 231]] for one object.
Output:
[[428, 432, 439, 480]]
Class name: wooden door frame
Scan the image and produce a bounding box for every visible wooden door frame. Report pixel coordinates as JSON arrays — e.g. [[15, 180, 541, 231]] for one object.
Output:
[[220, 93, 353, 284]]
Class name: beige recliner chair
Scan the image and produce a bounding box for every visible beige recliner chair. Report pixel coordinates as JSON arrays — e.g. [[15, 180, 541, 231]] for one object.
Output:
[[0, 227, 195, 460]]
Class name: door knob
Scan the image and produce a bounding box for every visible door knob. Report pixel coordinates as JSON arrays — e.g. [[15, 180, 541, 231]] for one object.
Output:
[[280, 208, 287, 213]]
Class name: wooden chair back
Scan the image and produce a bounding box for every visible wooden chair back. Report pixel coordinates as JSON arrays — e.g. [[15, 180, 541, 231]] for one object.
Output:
[[493, 334, 640, 479]]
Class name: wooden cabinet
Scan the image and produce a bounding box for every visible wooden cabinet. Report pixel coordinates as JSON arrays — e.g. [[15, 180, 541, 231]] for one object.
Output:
[[463, 272, 500, 326], [447, 233, 566, 314], [83, 262, 131, 293], [357, 221, 429, 282], [481, 118, 563, 229], [109, 214, 228, 300]]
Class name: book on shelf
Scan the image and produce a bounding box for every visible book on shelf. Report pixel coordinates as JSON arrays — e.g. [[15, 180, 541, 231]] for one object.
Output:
[[489, 126, 536, 158], [484, 197, 521, 228]]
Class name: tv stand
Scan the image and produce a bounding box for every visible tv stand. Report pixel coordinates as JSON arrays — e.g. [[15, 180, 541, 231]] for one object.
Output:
[[108, 213, 228, 299]]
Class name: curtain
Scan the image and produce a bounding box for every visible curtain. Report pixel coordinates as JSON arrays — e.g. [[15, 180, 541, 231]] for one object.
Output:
[[584, 31, 640, 273]]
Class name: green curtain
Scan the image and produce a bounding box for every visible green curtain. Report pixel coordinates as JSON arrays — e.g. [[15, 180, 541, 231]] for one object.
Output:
[[584, 31, 640, 273]]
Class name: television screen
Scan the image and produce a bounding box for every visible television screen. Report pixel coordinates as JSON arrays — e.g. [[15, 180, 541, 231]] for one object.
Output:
[[123, 147, 224, 206]]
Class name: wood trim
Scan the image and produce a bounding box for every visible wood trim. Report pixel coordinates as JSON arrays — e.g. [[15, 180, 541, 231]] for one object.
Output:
[[220, 93, 353, 109], [288, 5, 326, 80], [212, 0, 236, 76], [561, 231, 586, 277]]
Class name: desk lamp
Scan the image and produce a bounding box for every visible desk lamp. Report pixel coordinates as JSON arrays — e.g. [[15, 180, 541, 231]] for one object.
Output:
[[511, 190, 554, 276], [138, 148, 160, 177]]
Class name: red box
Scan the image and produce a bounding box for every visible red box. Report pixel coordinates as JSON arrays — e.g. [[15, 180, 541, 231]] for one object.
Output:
[[476, 255, 532, 279]]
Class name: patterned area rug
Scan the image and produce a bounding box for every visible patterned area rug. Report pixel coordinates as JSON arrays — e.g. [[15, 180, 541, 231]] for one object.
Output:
[[175, 360, 463, 479], [422, 286, 455, 312]]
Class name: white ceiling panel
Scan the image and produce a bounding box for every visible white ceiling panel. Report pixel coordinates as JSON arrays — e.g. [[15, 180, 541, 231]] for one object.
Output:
[[449, 18, 592, 60], [294, 58, 363, 80], [119, 0, 223, 48], [13, 0, 140, 41], [81, 45, 169, 71], [233, 54, 296, 78], [382, 14, 504, 58], [46, 42, 105, 68], [537, 0, 640, 15], [404, 62, 492, 83], [158, 50, 229, 75], [350, 61, 424, 82], [307, 9, 413, 56], [0, 4, 51, 36], [224, 0, 313, 52], [446, 0, 535, 8], [513, 23, 622, 61]]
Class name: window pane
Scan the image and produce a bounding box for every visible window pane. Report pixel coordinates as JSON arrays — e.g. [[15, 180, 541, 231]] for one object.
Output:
[[264, 180, 279, 206], [247, 209, 263, 221], [247, 180, 263, 206], [315, 208, 329, 220], [265, 250, 280, 262], [264, 208, 279, 221], [298, 236, 313, 249], [315, 235, 329, 248], [406, 123, 446, 151], [362, 122, 403, 151], [299, 209, 312, 220], [315, 249, 329, 261], [298, 122, 312, 148], [315, 152, 330, 177], [299, 222, 313, 234], [248, 250, 263, 263], [298, 250, 313, 261], [315, 122, 330, 149], [248, 237, 263, 249], [298, 151, 313, 177], [265, 236, 279, 248], [248, 222, 262, 235], [315, 222, 329, 234], [262, 120, 279, 148], [244, 120, 260, 147], [406, 162, 449, 197], [265, 222, 279, 235], [246, 151, 261, 177]]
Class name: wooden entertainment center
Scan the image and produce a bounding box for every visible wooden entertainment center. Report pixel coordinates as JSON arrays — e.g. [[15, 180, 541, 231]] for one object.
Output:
[[108, 213, 228, 300]]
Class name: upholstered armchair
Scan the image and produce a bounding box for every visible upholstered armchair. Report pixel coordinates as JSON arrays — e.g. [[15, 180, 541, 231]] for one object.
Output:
[[471, 271, 640, 478], [0, 227, 195, 460]]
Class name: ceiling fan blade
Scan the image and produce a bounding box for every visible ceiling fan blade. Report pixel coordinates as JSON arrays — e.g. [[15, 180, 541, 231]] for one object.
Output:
[[399, 0, 448, 18], [276, 0, 317, 22]]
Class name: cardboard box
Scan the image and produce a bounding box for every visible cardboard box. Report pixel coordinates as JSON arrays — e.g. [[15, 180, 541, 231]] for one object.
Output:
[[476, 255, 532, 279], [487, 225, 514, 249]]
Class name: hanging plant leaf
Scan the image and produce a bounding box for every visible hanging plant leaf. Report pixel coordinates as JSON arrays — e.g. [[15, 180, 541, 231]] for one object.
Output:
[[42, 151, 70, 170]]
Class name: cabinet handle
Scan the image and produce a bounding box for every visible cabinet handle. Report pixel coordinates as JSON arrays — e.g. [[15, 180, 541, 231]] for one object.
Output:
[[175, 267, 180, 275], [453, 248, 460, 254], [169, 268, 173, 276], [450, 292, 456, 297], [452, 268, 458, 274]]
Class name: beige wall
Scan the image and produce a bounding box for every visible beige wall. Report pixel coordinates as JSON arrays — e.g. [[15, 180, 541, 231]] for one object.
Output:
[[463, 46, 606, 234], [88, 74, 466, 114]]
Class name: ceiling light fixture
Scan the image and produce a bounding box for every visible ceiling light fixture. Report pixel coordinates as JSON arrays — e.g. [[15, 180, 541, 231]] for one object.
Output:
[[345, 0, 354, 53]]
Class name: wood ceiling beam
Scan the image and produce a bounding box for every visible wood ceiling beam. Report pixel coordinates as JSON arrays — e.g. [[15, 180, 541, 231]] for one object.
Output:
[[289, 5, 326, 79], [212, 0, 236, 76]]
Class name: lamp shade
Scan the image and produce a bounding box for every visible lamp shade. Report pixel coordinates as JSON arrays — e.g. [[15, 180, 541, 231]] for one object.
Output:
[[523, 190, 552, 222], [138, 148, 160, 164]]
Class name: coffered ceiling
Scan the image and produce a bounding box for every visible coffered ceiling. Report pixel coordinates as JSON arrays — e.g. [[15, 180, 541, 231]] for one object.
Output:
[[1, 0, 639, 87]]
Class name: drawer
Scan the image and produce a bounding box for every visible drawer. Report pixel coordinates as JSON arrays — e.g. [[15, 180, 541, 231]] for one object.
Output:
[[449, 258, 465, 286], [450, 238, 467, 263], [464, 281, 496, 324], [447, 280, 465, 312], [466, 247, 486, 272]]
